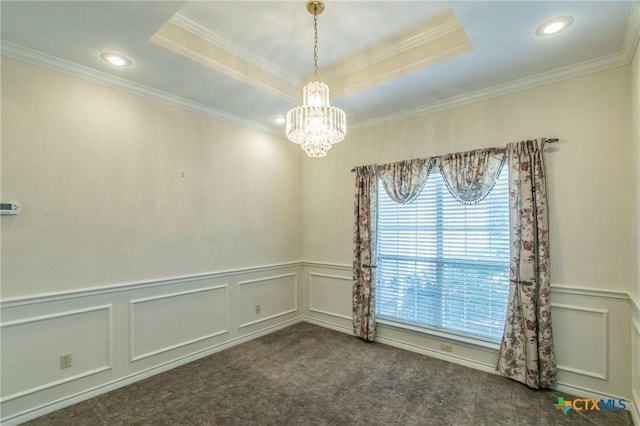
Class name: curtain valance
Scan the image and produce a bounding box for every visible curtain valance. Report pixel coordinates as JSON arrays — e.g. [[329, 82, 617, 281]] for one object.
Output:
[[439, 147, 506, 204], [354, 146, 510, 206], [377, 158, 433, 204]]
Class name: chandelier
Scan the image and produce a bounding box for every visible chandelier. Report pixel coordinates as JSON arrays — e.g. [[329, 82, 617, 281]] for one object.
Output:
[[286, 1, 346, 158]]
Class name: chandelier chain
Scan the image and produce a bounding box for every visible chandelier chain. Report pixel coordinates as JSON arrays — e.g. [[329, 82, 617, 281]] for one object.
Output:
[[285, 1, 346, 158], [313, 5, 319, 81]]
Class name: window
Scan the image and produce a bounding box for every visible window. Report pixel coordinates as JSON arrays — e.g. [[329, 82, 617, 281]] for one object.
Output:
[[376, 165, 510, 342]]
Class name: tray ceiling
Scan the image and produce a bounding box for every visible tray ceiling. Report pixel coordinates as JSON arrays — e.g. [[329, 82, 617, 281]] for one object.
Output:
[[1, 1, 638, 134]]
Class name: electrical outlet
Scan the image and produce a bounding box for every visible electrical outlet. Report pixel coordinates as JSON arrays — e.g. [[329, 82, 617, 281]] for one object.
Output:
[[440, 344, 453, 353], [255, 304, 261, 314], [60, 353, 72, 369]]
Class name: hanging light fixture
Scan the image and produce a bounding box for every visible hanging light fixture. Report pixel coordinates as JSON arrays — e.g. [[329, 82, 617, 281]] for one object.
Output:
[[286, 1, 346, 158]]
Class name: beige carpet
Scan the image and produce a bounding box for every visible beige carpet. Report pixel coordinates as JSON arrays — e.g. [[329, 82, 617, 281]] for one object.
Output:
[[24, 322, 633, 425]]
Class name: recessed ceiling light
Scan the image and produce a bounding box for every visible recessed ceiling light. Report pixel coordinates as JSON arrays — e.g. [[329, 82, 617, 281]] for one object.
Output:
[[535, 16, 574, 37], [273, 116, 286, 125], [100, 52, 132, 67]]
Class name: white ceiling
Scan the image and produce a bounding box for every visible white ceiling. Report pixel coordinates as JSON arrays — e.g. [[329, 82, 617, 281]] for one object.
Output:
[[1, 1, 638, 135]]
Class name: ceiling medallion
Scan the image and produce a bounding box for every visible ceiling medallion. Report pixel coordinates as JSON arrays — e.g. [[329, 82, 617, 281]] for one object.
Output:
[[285, 1, 346, 158]]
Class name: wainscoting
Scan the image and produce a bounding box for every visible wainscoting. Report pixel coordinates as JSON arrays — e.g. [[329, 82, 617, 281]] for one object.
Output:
[[2, 260, 637, 424], [551, 286, 631, 402], [0, 263, 303, 425], [301, 261, 636, 420]]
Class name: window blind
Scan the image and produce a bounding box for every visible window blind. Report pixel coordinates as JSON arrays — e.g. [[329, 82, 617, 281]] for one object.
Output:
[[376, 166, 510, 342]]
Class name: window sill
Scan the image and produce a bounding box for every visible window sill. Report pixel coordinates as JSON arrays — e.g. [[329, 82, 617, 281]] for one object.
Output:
[[377, 318, 501, 352]]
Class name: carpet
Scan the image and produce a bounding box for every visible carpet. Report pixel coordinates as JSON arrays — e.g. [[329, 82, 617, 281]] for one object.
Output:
[[24, 322, 633, 425]]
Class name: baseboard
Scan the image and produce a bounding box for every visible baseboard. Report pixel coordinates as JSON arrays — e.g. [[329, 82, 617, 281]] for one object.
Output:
[[2, 316, 304, 426], [303, 315, 353, 335], [8, 314, 635, 425], [632, 304, 640, 425], [303, 315, 498, 375], [553, 383, 636, 421], [375, 334, 499, 376], [304, 314, 637, 418], [554, 382, 629, 404]]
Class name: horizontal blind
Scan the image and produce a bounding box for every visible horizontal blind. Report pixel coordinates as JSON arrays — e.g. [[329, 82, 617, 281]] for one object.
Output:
[[376, 166, 510, 342]]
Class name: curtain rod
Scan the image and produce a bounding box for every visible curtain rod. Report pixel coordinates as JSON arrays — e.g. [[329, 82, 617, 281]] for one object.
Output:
[[350, 138, 559, 172]]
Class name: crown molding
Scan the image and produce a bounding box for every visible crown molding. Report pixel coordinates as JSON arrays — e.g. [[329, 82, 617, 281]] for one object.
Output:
[[351, 49, 633, 131], [352, 1, 640, 131], [160, 9, 473, 102], [0, 41, 280, 137], [149, 31, 299, 104], [318, 11, 466, 82], [4, 0, 638, 138], [624, 1, 640, 63], [169, 12, 298, 85], [320, 10, 473, 99], [151, 18, 299, 103]]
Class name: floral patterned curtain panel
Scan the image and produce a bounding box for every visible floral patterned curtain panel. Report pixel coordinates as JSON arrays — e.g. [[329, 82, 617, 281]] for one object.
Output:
[[352, 159, 432, 341], [439, 147, 506, 204], [352, 165, 378, 341], [351, 139, 557, 387], [497, 138, 557, 389], [378, 158, 433, 204]]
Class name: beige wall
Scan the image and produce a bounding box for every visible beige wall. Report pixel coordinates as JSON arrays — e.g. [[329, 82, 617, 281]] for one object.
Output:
[[1, 57, 302, 298], [1, 47, 638, 421], [631, 35, 640, 422], [1, 58, 304, 423], [303, 65, 633, 293], [303, 66, 640, 406], [633, 32, 640, 310], [301, 65, 635, 402]]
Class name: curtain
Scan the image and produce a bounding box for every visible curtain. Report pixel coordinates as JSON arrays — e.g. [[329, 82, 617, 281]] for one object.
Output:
[[440, 147, 506, 204], [352, 165, 378, 341], [497, 139, 557, 389], [378, 158, 433, 203], [352, 159, 433, 341]]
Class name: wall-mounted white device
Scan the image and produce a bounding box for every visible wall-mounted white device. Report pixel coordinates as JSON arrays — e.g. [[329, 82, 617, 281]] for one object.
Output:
[[0, 202, 21, 215]]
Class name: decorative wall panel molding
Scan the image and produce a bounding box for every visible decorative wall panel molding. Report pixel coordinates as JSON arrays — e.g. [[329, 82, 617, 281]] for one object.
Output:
[[302, 261, 351, 271], [129, 285, 229, 362], [238, 273, 298, 328], [302, 262, 633, 405], [631, 294, 640, 318], [632, 315, 640, 422], [551, 303, 609, 380], [1, 264, 302, 425], [308, 273, 352, 321], [1, 261, 302, 308], [551, 285, 630, 300], [0, 305, 113, 402]]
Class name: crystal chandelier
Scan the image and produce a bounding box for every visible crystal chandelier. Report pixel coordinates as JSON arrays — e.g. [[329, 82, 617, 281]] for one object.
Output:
[[286, 1, 346, 158]]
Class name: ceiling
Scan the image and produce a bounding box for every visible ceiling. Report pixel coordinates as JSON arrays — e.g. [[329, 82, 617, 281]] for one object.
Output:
[[1, 1, 638, 135]]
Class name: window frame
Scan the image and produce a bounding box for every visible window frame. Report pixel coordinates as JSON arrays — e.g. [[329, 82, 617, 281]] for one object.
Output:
[[374, 165, 510, 348]]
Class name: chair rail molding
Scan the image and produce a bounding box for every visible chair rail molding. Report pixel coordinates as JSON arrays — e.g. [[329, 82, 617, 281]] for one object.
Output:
[[1, 262, 303, 426]]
